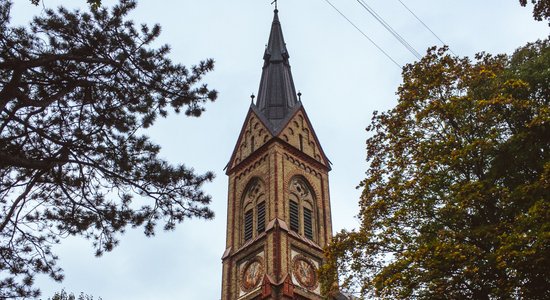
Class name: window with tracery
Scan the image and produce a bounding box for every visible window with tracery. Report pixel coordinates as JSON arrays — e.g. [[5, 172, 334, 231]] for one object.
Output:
[[288, 177, 316, 241], [242, 178, 267, 243]]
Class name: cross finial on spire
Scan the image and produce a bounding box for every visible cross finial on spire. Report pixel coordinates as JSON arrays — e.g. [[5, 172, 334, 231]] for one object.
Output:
[[271, 0, 278, 10]]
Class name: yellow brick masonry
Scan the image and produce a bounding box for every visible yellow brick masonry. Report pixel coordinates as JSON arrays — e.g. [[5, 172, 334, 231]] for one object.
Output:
[[221, 107, 333, 300]]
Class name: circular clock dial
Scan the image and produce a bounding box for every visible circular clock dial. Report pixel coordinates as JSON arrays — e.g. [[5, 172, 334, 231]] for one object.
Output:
[[292, 256, 318, 290], [241, 258, 264, 291]]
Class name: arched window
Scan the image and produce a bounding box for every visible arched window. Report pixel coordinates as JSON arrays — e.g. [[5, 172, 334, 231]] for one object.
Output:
[[242, 178, 267, 243], [288, 177, 316, 241]]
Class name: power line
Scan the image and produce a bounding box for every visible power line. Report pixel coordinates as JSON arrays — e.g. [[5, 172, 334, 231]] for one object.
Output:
[[396, 0, 456, 56], [322, 0, 402, 69], [356, 0, 422, 60]]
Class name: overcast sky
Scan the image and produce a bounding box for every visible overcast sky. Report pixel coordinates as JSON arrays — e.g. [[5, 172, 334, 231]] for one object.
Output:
[[8, 0, 549, 299]]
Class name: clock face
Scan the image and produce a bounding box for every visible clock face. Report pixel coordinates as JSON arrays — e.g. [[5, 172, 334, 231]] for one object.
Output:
[[241, 258, 264, 292], [292, 256, 318, 290]]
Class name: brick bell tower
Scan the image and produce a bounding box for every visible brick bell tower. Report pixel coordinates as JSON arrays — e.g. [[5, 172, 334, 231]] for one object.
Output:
[[221, 9, 334, 300]]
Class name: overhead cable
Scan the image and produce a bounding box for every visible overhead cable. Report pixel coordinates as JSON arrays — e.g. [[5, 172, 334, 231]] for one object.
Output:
[[356, 0, 422, 60], [322, 0, 402, 69], [396, 0, 456, 55]]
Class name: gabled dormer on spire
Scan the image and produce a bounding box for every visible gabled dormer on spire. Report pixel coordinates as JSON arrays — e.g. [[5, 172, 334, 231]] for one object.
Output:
[[254, 9, 299, 131]]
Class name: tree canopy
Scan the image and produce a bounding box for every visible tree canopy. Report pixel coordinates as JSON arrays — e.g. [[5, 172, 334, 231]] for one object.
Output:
[[519, 0, 550, 24], [0, 0, 217, 298], [320, 39, 549, 299]]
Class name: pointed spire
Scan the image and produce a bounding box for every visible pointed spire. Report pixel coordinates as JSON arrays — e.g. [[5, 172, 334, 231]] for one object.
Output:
[[255, 9, 299, 130], [263, 9, 288, 63]]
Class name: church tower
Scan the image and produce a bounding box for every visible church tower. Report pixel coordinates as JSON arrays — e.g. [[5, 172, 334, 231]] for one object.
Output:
[[221, 9, 334, 300]]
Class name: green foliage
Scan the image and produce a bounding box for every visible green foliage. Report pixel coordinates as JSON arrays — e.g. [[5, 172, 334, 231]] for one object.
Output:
[[519, 0, 550, 24], [48, 289, 101, 300], [321, 40, 550, 299], [0, 0, 217, 298]]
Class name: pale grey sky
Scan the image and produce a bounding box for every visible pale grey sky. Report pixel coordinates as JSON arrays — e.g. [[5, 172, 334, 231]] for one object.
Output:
[[8, 0, 549, 299]]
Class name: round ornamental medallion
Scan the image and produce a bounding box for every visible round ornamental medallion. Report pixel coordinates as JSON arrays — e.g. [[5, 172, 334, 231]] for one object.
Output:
[[240, 257, 264, 292], [292, 255, 318, 290]]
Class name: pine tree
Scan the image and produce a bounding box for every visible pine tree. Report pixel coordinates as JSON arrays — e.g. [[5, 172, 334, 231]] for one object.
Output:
[[0, 0, 217, 297], [48, 289, 102, 300], [30, 0, 101, 9]]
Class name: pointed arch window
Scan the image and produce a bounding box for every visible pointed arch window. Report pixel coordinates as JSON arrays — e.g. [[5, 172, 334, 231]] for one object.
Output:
[[242, 178, 267, 243], [288, 177, 317, 241]]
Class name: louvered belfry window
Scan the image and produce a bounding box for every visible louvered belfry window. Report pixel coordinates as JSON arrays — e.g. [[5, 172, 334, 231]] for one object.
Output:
[[289, 177, 316, 241], [244, 209, 253, 241], [242, 178, 267, 244], [257, 202, 266, 234], [289, 200, 299, 233], [303, 207, 313, 240]]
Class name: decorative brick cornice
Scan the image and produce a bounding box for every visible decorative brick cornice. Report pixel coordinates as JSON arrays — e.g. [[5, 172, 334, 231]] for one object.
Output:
[[228, 136, 330, 176]]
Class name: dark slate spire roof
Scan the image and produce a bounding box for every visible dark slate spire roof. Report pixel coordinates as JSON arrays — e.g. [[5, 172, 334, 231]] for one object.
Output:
[[254, 9, 299, 130]]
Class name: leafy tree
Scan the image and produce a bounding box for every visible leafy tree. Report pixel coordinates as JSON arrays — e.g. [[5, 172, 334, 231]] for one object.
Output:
[[320, 39, 549, 299], [519, 0, 550, 23], [48, 289, 101, 300], [0, 0, 217, 298]]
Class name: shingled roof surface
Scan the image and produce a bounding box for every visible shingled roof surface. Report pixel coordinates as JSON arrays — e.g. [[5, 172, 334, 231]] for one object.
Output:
[[254, 9, 299, 131]]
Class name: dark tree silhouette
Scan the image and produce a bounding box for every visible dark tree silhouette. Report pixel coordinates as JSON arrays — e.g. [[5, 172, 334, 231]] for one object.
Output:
[[519, 0, 550, 23], [0, 0, 217, 298], [30, 0, 102, 8]]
